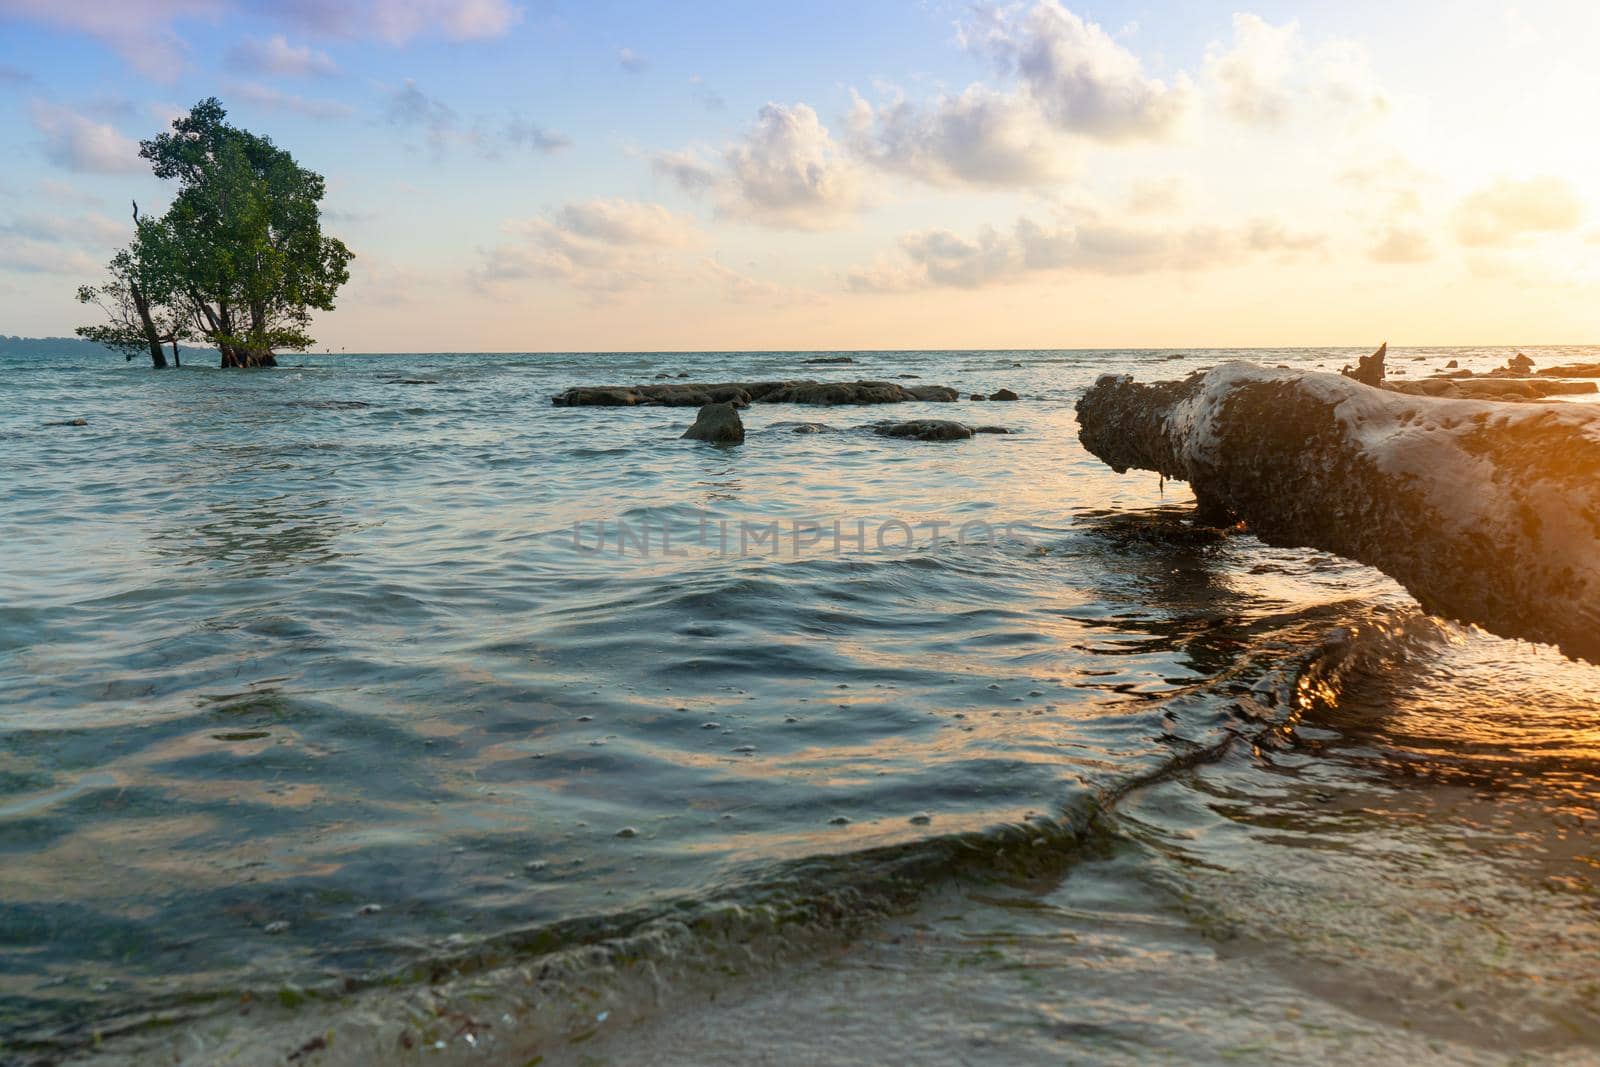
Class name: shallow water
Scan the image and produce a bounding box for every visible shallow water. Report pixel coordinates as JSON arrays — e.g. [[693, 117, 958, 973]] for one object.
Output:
[[2, 345, 1597, 1063]]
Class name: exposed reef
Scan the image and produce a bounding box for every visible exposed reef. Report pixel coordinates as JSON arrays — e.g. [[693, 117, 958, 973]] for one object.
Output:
[[552, 380, 959, 407]]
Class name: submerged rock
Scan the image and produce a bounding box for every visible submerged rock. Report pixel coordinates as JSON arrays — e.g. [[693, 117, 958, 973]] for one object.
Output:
[[971, 425, 1013, 434], [989, 388, 1020, 401], [681, 401, 745, 444], [44, 417, 88, 427], [873, 419, 973, 441], [770, 421, 834, 434], [802, 355, 855, 364], [1075, 362, 1600, 663], [553, 379, 957, 407]]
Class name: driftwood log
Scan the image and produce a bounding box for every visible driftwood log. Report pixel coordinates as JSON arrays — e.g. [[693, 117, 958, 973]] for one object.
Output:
[[1076, 362, 1600, 663]]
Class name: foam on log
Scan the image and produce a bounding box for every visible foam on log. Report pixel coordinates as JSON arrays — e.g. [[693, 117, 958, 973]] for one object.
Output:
[[1075, 362, 1600, 663]]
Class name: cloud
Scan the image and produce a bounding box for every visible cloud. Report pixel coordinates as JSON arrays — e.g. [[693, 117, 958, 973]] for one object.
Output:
[[384, 81, 567, 158], [653, 149, 718, 194], [475, 197, 702, 292], [618, 47, 647, 73], [1369, 225, 1432, 264], [960, 1, 1190, 142], [1454, 176, 1584, 246], [28, 102, 144, 174], [0, 63, 35, 85], [0, 0, 219, 79], [1, 211, 126, 247], [0, 237, 102, 275], [847, 209, 1324, 291], [505, 116, 571, 153], [1125, 176, 1188, 215], [662, 103, 865, 230], [1205, 13, 1388, 127], [230, 33, 339, 77], [233, 81, 353, 120], [845, 85, 1068, 187], [689, 75, 725, 111], [268, 0, 520, 44], [0, 1, 516, 78]]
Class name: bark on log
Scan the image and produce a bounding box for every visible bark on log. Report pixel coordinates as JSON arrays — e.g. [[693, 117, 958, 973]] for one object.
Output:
[[1075, 362, 1600, 663]]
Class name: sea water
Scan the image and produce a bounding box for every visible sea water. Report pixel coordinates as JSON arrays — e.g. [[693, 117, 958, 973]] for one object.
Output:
[[1, 346, 1596, 1063]]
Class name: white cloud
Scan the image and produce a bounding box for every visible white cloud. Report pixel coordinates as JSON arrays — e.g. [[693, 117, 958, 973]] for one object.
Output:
[[475, 197, 702, 292], [1454, 176, 1584, 246], [1, 237, 102, 275], [845, 85, 1068, 187], [270, 0, 520, 44], [28, 102, 144, 174], [664, 103, 865, 230], [1369, 226, 1432, 264], [1, 211, 126, 247], [848, 209, 1325, 291], [0, 1, 517, 77], [960, 1, 1190, 142], [230, 33, 339, 77], [618, 47, 648, 73], [1205, 13, 1388, 127], [653, 149, 718, 194], [232, 81, 353, 120], [0, 0, 218, 79]]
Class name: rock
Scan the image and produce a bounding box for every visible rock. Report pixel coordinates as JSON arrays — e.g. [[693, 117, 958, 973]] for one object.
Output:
[[1507, 352, 1535, 374], [873, 419, 973, 441], [615, 827, 639, 838], [553, 379, 958, 407], [969, 393, 986, 401], [989, 388, 1020, 401], [1387, 378, 1596, 401], [44, 417, 88, 427], [1537, 363, 1600, 378], [971, 426, 1012, 434], [654, 372, 671, 379], [771, 421, 834, 434], [682, 402, 745, 444], [1445, 359, 1460, 368], [802, 355, 855, 364], [1339, 341, 1387, 386], [1075, 363, 1600, 663]]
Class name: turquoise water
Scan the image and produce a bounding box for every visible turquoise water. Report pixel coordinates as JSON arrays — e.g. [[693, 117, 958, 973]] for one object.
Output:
[[2, 346, 1597, 1063]]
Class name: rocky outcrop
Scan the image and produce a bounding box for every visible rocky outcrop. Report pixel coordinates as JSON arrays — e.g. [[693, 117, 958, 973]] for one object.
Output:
[[1075, 362, 1600, 663], [872, 419, 973, 441], [552, 380, 958, 407], [1340, 342, 1387, 386], [802, 355, 856, 364], [682, 402, 745, 444], [1538, 363, 1600, 378]]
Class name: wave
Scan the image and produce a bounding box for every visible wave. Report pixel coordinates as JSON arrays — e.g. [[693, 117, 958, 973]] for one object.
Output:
[[16, 607, 1433, 1066]]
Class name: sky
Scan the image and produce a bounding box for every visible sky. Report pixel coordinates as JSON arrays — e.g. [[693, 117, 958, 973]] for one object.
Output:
[[1, 0, 1598, 352]]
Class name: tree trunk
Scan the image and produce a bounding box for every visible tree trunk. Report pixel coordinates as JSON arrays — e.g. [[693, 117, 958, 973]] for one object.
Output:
[[1075, 362, 1600, 664], [129, 282, 167, 369]]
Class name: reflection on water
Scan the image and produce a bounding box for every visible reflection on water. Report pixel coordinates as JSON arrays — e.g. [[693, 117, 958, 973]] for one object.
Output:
[[1, 345, 1597, 1062]]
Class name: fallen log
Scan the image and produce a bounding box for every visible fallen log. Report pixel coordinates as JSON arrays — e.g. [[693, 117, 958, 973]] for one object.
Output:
[[1075, 362, 1600, 663]]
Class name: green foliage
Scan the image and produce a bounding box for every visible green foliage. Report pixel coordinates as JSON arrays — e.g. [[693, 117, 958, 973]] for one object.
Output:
[[75, 97, 353, 368]]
